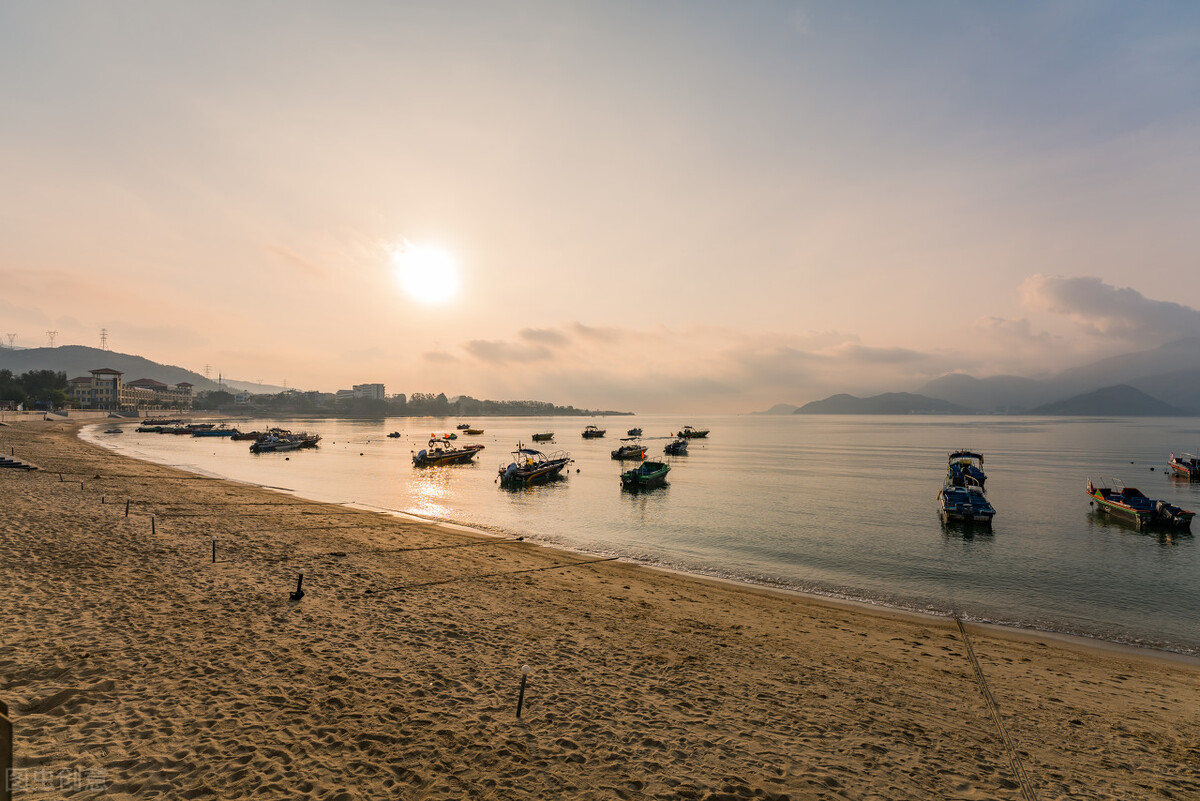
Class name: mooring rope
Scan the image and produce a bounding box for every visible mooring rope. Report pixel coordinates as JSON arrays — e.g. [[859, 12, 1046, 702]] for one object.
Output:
[[954, 617, 1039, 801]]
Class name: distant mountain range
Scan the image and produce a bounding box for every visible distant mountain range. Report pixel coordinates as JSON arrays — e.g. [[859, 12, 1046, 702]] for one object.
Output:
[[768, 337, 1200, 416], [0, 346, 286, 394]]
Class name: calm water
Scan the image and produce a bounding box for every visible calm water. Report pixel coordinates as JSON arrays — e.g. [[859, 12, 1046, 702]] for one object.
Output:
[[85, 415, 1200, 655]]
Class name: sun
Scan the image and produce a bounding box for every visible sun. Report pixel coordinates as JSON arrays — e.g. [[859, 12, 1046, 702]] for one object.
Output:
[[393, 242, 459, 304]]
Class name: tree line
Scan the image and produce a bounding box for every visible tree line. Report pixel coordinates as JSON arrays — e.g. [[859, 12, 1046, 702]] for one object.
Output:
[[192, 389, 626, 417], [0, 369, 69, 408]]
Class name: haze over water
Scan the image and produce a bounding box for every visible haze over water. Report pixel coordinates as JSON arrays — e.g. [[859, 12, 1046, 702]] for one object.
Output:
[[89, 414, 1200, 656]]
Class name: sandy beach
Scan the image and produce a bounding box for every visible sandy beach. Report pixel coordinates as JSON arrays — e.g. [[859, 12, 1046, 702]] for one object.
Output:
[[2, 420, 1198, 800]]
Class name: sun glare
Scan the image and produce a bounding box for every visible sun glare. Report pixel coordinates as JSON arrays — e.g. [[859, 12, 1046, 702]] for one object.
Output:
[[393, 243, 459, 304]]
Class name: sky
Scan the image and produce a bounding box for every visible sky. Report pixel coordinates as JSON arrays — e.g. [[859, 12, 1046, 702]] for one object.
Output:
[[2, 1, 1200, 412]]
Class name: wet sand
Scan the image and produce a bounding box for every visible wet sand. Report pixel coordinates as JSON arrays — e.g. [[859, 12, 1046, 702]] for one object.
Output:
[[2, 419, 1198, 800]]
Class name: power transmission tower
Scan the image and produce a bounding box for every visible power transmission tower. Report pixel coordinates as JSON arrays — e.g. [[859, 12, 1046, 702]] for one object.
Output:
[[46, 330, 58, 348], [4, 334, 15, 350], [204, 364, 211, 380], [100, 328, 109, 350]]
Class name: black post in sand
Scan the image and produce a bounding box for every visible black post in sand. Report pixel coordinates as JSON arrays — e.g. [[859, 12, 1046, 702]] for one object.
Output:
[[516, 665, 531, 719], [125, 499, 130, 517], [289, 571, 305, 601], [151, 516, 156, 536], [212, 538, 217, 563]]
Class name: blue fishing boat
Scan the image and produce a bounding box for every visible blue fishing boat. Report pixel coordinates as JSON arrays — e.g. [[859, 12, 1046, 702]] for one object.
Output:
[[937, 480, 995, 525], [1087, 478, 1193, 530], [947, 450, 986, 488], [664, 438, 689, 456], [499, 444, 572, 486]]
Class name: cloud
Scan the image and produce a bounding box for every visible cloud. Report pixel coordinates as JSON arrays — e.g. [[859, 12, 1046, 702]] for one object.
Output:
[[264, 244, 330, 280], [423, 350, 458, 363], [463, 339, 553, 364], [826, 343, 937, 365], [1021, 275, 1200, 341], [518, 327, 569, 346]]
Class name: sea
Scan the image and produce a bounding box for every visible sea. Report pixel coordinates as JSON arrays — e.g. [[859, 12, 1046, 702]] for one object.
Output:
[[84, 414, 1200, 656]]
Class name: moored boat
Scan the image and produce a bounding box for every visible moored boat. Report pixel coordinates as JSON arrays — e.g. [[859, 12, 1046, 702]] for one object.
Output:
[[626, 427, 642, 437], [193, 425, 240, 437], [611, 440, 647, 460], [531, 432, 554, 442], [1087, 478, 1194, 530], [103, 427, 123, 434], [387, 432, 402, 438], [676, 425, 709, 439], [498, 444, 572, 486], [135, 425, 162, 433], [457, 424, 472, 430], [413, 438, 485, 467], [620, 459, 670, 489], [663, 438, 689, 456], [581, 425, 606, 439], [464, 428, 484, 435], [230, 430, 264, 441], [1169, 453, 1200, 480], [947, 451, 986, 488], [937, 480, 995, 525]]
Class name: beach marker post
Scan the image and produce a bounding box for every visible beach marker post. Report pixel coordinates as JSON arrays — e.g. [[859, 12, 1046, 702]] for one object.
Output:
[[516, 664, 531, 719], [290, 571, 305, 601], [151, 515, 156, 536], [212, 538, 217, 563], [124, 499, 130, 517]]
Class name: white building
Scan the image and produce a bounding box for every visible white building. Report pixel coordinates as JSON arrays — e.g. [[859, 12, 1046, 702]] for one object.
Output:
[[352, 383, 386, 400]]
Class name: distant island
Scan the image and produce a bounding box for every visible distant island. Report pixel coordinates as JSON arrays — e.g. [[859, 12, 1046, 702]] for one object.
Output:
[[1025, 385, 1187, 416], [794, 393, 972, 415]]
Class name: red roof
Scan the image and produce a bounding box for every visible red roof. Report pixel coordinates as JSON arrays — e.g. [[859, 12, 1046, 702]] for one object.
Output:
[[90, 368, 124, 375], [69, 376, 92, 383]]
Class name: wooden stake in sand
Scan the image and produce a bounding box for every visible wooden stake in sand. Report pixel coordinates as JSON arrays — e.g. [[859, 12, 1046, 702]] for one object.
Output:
[[151, 515, 156, 536], [1, 699, 11, 801], [212, 538, 217, 563], [124, 499, 130, 517], [516, 664, 532, 719], [290, 571, 305, 601]]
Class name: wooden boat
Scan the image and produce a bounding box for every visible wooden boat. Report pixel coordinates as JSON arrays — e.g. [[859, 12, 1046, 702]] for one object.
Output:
[[611, 440, 646, 460], [664, 438, 689, 456], [531, 433, 554, 442], [621, 459, 670, 489], [464, 428, 484, 435], [193, 425, 240, 437], [581, 425, 606, 439], [946, 451, 986, 488], [1169, 453, 1200, 480], [1087, 478, 1194, 530], [676, 425, 709, 439], [413, 438, 485, 467], [938, 480, 995, 525], [499, 445, 572, 486]]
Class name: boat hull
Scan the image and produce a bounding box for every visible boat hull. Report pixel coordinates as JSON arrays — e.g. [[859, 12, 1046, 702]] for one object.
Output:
[[621, 461, 670, 489]]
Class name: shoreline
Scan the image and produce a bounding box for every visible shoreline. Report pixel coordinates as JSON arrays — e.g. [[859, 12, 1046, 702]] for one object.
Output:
[[5, 419, 1200, 799], [81, 422, 1200, 666]]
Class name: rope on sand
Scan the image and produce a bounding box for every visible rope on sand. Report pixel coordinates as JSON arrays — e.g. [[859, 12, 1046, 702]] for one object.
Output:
[[954, 617, 1039, 801], [364, 556, 619, 596]]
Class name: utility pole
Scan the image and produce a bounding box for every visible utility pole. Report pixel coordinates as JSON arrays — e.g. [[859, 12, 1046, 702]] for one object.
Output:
[[100, 328, 109, 350], [4, 334, 14, 350], [46, 330, 58, 348]]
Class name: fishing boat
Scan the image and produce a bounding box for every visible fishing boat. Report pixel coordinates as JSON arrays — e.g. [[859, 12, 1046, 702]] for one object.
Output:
[[250, 435, 303, 453], [1087, 478, 1194, 530], [498, 444, 572, 486], [103, 427, 123, 434], [456, 424, 472, 430], [946, 450, 987, 489], [626, 427, 642, 437], [676, 425, 709, 439], [621, 459, 670, 489], [1169, 453, 1200, 480], [464, 428, 484, 435], [412, 438, 485, 467], [386, 432, 402, 438], [193, 425, 240, 437], [664, 438, 689, 456], [135, 424, 162, 433], [937, 480, 995, 525], [581, 425, 606, 439], [230, 430, 264, 441], [531, 432, 554, 442], [431, 432, 458, 440], [611, 440, 647, 460]]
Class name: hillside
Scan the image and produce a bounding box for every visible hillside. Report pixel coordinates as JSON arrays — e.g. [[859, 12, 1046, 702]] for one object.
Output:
[[917, 373, 1056, 413], [0, 346, 283, 393], [795, 392, 974, 415], [1026, 385, 1189, 416]]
